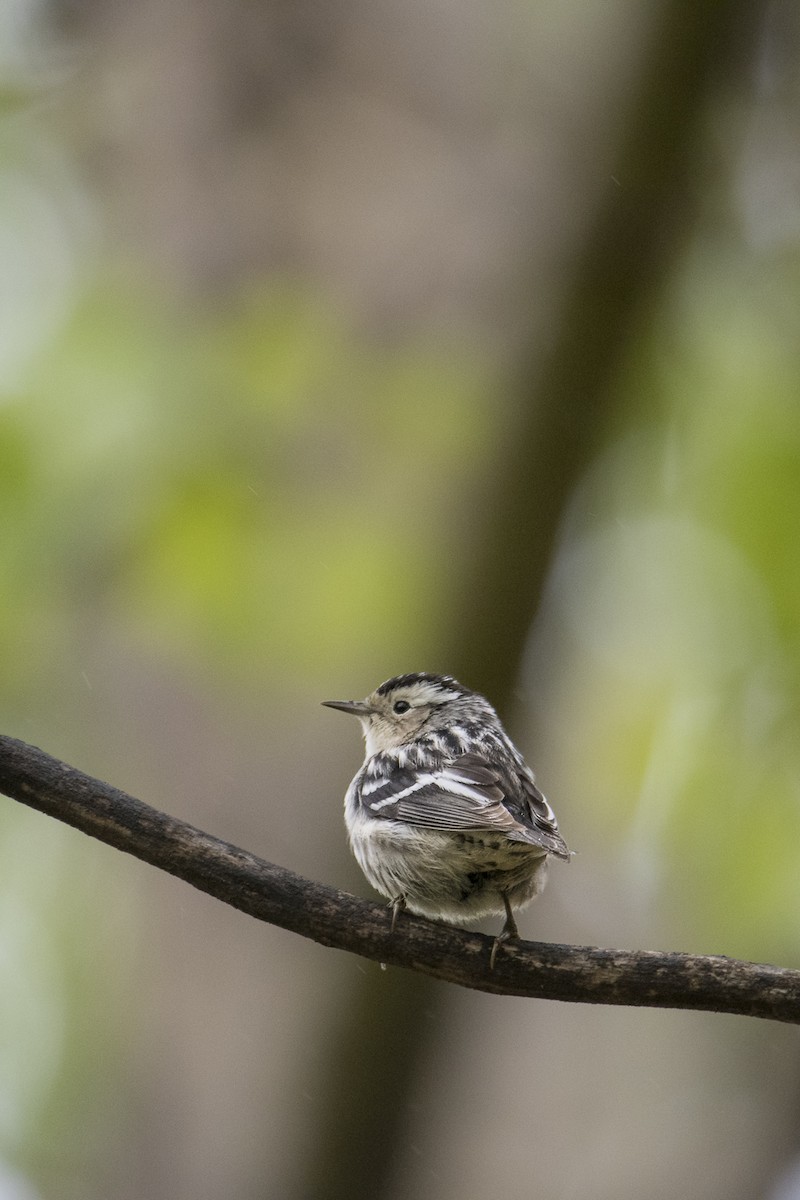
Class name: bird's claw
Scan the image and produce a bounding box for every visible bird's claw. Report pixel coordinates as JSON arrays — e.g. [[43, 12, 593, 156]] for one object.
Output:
[[491, 895, 519, 969], [490, 928, 519, 970], [388, 895, 406, 933]]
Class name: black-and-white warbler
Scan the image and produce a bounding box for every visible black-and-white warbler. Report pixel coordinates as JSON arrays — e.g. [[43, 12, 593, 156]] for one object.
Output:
[[323, 673, 570, 966]]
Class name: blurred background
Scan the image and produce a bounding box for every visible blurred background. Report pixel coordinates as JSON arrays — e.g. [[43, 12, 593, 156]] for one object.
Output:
[[1, 0, 800, 1197]]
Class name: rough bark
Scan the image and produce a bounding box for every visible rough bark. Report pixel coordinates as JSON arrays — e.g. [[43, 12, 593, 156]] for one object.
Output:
[[2, 732, 798, 1024]]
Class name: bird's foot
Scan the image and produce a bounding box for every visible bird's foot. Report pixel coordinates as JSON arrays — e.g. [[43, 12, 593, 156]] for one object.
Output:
[[490, 896, 520, 969], [489, 928, 519, 970], [378, 897, 407, 970], [388, 895, 406, 933]]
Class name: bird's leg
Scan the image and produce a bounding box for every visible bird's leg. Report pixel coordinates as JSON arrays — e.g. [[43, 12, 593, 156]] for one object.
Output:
[[490, 894, 519, 970], [388, 895, 406, 933]]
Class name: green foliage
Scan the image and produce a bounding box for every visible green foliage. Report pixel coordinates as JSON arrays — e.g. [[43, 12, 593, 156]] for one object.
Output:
[[2, 279, 492, 692], [539, 247, 800, 959]]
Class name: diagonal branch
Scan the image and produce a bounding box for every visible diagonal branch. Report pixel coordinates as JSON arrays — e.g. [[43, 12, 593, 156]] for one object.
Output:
[[1, 732, 797, 1023]]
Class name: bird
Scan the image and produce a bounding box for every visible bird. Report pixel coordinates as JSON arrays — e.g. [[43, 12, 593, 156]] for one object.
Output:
[[323, 672, 570, 967]]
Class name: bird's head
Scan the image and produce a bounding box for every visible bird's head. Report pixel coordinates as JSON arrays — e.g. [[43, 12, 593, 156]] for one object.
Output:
[[323, 673, 486, 756]]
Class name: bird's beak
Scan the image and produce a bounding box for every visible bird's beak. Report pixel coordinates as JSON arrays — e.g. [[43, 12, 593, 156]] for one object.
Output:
[[321, 698, 372, 716]]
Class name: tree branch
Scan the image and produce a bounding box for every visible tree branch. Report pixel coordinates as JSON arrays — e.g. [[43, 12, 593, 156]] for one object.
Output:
[[1, 732, 797, 1023]]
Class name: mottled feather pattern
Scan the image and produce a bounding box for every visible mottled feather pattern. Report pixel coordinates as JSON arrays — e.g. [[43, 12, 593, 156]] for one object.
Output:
[[354, 732, 568, 859], [325, 672, 570, 931]]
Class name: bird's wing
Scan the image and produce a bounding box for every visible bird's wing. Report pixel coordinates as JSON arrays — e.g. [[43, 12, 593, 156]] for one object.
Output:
[[357, 752, 570, 860]]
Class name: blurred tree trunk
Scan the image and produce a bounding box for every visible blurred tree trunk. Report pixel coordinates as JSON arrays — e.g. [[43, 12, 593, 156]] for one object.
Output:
[[447, 0, 763, 707], [289, 2, 764, 1198]]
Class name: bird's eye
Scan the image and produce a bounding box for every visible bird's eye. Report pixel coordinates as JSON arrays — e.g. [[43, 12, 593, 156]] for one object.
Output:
[[393, 700, 411, 714]]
